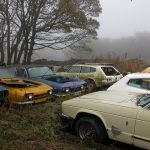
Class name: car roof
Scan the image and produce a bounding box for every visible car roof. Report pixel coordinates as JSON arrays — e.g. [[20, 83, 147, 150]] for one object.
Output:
[[125, 73, 150, 79], [72, 64, 114, 68], [17, 65, 52, 69]]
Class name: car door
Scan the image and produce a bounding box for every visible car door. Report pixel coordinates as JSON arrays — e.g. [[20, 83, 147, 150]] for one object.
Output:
[[134, 108, 150, 149], [105, 106, 137, 145]]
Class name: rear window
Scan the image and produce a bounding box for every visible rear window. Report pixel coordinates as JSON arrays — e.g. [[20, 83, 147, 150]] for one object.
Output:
[[101, 67, 119, 76]]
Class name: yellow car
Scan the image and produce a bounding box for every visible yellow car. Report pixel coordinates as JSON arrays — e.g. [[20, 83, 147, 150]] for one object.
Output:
[[0, 68, 53, 105], [142, 67, 150, 73]]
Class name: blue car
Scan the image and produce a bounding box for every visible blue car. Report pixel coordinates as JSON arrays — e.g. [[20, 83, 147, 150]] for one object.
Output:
[[0, 85, 8, 107], [15, 66, 87, 96]]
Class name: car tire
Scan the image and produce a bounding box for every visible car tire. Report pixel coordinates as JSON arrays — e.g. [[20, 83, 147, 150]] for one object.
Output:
[[86, 80, 96, 93], [75, 116, 108, 144]]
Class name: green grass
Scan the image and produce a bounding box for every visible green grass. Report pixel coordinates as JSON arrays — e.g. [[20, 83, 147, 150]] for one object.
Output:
[[0, 97, 91, 150], [0, 96, 133, 150]]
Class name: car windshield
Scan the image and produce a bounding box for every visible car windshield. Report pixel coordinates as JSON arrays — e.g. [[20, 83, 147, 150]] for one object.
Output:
[[0, 68, 16, 78], [137, 94, 150, 108], [28, 66, 54, 77]]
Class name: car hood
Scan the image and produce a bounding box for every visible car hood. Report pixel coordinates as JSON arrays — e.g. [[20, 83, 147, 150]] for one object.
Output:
[[0, 77, 42, 87], [63, 91, 140, 108], [32, 75, 86, 89]]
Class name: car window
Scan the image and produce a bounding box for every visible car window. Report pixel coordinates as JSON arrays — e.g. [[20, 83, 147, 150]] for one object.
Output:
[[27, 66, 54, 77], [81, 66, 96, 73], [81, 66, 91, 73], [0, 68, 15, 78], [128, 79, 150, 90], [90, 67, 96, 72], [16, 69, 27, 78], [101, 67, 119, 76], [68, 66, 81, 73]]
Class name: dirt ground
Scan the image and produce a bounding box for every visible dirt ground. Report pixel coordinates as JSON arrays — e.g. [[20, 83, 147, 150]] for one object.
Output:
[[0, 96, 142, 150]]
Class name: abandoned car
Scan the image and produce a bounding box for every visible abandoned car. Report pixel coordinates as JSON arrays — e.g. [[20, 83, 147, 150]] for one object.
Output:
[[57, 63, 123, 92], [0, 86, 8, 107], [60, 91, 150, 149], [15, 66, 86, 96], [0, 68, 53, 105], [107, 73, 150, 94]]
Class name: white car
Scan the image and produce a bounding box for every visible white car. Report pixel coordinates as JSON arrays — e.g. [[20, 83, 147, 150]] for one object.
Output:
[[60, 91, 150, 149], [107, 73, 150, 94]]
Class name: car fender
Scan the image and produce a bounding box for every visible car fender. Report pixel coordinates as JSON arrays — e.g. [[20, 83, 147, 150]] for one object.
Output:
[[75, 108, 108, 131]]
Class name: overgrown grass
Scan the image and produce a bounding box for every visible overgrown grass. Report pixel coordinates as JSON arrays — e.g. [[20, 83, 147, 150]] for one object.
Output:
[[0, 96, 137, 150]]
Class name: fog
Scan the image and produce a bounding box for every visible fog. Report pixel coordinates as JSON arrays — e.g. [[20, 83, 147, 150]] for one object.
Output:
[[91, 32, 150, 61], [98, 0, 150, 38], [34, 0, 150, 61]]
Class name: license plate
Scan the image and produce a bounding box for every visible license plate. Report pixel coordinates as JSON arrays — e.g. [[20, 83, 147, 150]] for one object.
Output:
[[73, 91, 81, 96]]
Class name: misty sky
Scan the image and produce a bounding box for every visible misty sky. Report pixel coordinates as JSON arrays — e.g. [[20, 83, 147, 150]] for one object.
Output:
[[35, 0, 150, 61], [98, 0, 150, 38]]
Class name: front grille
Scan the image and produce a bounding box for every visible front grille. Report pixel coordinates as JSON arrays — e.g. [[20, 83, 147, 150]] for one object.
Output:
[[70, 87, 82, 92], [34, 93, 48, 100]]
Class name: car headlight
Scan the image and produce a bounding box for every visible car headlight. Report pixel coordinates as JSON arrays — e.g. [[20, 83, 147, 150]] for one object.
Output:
[[65, 88, 70, 93], [48, 90, 53, 95], [25, 93, 33, 101], [62, 87, 70, 93], [81, 85, 85, 90], [63, 88, 70, 93]]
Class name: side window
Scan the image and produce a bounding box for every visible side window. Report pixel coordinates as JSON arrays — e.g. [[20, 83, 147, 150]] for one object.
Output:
[[90, 67, 96, 72], [128, 79, 150, 90], [81, 66, 91, 73], [142, 80, 150, 90], [128, 79, 143, 88], [16, 69, 27, 78], [68, 66, 81, 73]]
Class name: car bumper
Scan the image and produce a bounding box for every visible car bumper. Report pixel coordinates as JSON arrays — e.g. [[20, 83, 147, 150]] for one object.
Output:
[[59, 113, 74, 127], [54, 90, 83, 97], [12, 97, 48, 105]]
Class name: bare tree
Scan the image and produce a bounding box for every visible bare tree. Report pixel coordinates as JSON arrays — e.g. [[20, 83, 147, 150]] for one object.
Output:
[[0, 1, 6, 63], [1, 0, 101, 64]]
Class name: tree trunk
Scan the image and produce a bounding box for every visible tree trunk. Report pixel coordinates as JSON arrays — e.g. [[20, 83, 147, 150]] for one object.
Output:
[[6, 0, 11, 65]]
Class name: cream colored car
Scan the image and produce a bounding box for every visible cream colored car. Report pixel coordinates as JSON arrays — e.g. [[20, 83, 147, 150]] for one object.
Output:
[[58, 64, 123, 92], [60, 91, 150, 149]]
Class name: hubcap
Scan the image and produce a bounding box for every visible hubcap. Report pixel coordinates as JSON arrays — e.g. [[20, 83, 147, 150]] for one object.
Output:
[[78, 122, 96, 140], [87, 82, 94, 92]]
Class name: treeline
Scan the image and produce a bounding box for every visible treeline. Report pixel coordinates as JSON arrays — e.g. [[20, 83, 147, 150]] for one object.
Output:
[[91, 32, 150, 61]]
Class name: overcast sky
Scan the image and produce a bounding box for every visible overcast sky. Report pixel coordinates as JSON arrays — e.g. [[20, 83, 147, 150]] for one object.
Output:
[[98, 0, 150, 39], [35, 0, 150, 61]]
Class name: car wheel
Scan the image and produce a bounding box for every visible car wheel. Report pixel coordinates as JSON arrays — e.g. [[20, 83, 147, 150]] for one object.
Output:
[[86, 80, 96, 93], [75, 117, 108, 144]]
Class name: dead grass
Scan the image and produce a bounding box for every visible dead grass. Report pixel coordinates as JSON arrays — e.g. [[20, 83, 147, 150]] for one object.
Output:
[[0, 96, 141, 150]]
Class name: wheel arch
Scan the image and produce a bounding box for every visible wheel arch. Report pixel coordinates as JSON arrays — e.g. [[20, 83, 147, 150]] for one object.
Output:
[[85, 78, 96, 83], [73, 111, 108, 134]]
